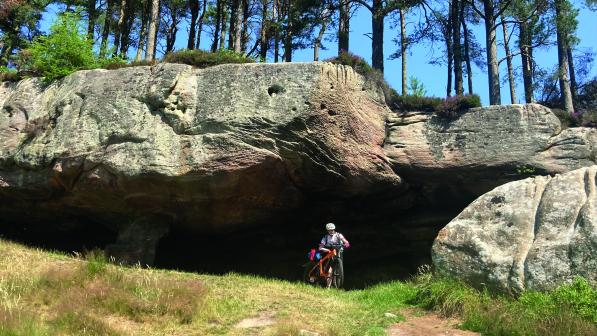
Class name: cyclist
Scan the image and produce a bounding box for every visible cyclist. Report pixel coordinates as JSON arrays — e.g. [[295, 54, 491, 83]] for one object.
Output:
[[319, 222, 350, 254]]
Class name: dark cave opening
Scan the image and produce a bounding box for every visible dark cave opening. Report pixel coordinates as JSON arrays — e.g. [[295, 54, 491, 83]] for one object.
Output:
[[0, 211, 443, 289]]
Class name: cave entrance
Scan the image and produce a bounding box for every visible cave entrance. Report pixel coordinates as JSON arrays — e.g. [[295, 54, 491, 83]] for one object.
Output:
[[152, 219, 434, 290], [0, 202, 464, 289]]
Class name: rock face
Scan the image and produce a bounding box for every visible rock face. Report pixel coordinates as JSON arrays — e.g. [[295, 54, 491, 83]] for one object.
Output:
[[385, 105, 597, 195], [432, 166, 597, 293]]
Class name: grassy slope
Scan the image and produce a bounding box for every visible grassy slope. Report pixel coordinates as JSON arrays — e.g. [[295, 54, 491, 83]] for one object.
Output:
[[0, 239, 415, 336], [0, 239, 595, 336]]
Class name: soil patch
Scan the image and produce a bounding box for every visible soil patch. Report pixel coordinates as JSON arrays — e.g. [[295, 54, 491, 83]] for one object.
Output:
[[388, 308, 479, 336]]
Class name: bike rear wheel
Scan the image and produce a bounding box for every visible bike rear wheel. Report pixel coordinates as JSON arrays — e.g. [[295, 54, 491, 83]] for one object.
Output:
[[303, 262, 318, 286]]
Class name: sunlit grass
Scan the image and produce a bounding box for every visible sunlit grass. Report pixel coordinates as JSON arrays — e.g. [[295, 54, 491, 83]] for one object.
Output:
[[0, 238, 594, 336]]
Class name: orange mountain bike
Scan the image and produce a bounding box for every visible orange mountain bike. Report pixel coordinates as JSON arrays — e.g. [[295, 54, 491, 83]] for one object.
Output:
[[303, 244, 344, 289]]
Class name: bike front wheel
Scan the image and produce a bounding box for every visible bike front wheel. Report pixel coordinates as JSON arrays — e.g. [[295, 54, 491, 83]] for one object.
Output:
[[332, 258, 344, 289]]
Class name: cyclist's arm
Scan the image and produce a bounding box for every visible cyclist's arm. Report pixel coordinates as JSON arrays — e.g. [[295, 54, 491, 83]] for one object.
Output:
[[319, 237, 330, 252], [339, 233, 350, 248]]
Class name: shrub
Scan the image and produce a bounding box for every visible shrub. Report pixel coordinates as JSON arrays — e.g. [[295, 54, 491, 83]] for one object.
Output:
[[391, 94, 443, 112], [163, 49, 254, 68], [435, 94, 482, 118], [97, 56, 127, 70], [0, 66, 21, 82], [410, 274, 597, 336], [324, 51, 375, 77], [551, 277, 597, 323], [25, 12, 96, 82], [100, 59, 156, 70]]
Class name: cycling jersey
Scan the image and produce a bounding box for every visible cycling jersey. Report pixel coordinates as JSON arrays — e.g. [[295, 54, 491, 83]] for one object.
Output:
[[319, 232, 349, 250]]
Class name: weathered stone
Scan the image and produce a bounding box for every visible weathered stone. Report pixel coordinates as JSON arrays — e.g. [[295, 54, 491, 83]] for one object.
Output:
[[432, 166, 597, 293], [0, 63, 398, 237], [385, 104, 597, 192]]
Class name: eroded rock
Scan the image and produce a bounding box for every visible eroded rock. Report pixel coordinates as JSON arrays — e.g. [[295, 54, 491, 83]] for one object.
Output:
[[0, 63, 398, 237], [432, 166, 597, 293]]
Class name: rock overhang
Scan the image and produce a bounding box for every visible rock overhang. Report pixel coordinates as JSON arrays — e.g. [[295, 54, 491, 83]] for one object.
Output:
[[0, 62, 398, 234]]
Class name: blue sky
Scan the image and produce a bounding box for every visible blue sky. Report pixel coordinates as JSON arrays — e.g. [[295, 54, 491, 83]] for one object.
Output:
[[41, 3, 597, 106]]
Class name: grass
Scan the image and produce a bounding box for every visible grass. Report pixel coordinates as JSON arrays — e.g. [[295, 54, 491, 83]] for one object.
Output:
[[0, 238, 594, 335]]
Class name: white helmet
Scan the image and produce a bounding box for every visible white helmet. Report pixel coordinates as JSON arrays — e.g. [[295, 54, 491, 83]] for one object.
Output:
[[325, 223, 336, 230]]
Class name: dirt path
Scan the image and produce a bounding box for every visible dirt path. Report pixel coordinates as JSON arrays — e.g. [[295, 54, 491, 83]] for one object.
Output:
[[388, 309, 480, 336]]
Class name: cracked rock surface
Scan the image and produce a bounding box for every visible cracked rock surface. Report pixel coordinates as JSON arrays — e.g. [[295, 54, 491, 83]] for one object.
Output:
[[432, 166, 597, 293]]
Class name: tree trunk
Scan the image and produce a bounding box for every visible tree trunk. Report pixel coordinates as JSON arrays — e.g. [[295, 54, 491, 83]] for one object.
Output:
[[371, 0, 384, 73], [113, 0, 127, 57], [119, 2, 134, 58], [234, 0, 243, 52], [260, 0, 268, 61], [99, 0, 114, 58], [462, 5, 473, 94], [145, 0, 159, 61], [219, 4, 228, 50], [165, 10, 178, 53], [519, 20, 534, 103], [446, 23, 453, 97], [567, 46, 577, 101], [211, 0, 222, 52], [452, 0, 463, 95], [338, 0, 349, 54], [314, 7, 329, 61], [188, 0, 199, 49], [259, 0, 269, 60], [87, 0, 96, 40], [135, 0, 149, 61], [400, 8, 407, 95], [228, 0, 238, 50], [274, 0, 280, 62], [196, 0, 207, 49], [555, 0, 574, 113], [241, 0, 249, 51], [284, 0, 292, 62], [483, 0, 501, 105], [501, 14, 516, 104]]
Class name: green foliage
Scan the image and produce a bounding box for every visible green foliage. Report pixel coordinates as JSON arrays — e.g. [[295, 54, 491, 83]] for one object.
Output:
[[408, 76, 427, 97], [100, 59, 156, 70], [551, 277, 597, 323], [84, 249, 107, 278], [97, 56, 127, 70], [516, 165, 537, 175], [25, 12, 96, 82], [409, 273, 597, 336], [0, 66, 20, 82], [163, 49, 255, 68]]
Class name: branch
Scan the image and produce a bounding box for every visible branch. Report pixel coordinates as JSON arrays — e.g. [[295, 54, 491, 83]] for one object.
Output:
[[494, 0, 513, 20], [348, 0, 373, 12], [464, 0, 485, 20]]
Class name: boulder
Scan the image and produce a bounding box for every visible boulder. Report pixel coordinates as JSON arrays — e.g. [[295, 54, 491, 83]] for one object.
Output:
[[432, 166, 597, 293]]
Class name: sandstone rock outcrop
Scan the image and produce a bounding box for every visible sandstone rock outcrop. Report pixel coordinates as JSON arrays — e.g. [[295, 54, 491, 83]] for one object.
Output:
[[432, 166, 597, 293], [0, 63, 399, 236], [385, 104, 597, 195]]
